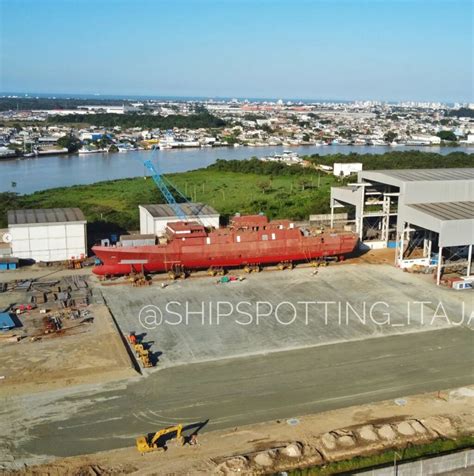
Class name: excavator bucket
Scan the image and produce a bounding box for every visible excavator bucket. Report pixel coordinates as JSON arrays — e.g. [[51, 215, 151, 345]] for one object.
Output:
[[136, 436, 152, 453]]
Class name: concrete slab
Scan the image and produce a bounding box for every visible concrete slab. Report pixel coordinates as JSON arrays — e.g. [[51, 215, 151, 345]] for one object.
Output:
[[3, 326, 473, 465], [100, 264, 472, 368]]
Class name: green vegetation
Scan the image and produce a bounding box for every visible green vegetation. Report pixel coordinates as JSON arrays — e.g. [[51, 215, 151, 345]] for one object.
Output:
[[209, 158, 316, 176], [0, 162, 337, 231], [47, 112, 226, 129], [308, 150, 473, 169], [383, 131, 397, 143], [0, 97, 126, 111], [1, 152, 472, 235], [289, 435, 474, 475], [448, 107, 474, 118], [436, 130, 457, 142], [221, 133, 240, 145], [57, 134, 82, 153]]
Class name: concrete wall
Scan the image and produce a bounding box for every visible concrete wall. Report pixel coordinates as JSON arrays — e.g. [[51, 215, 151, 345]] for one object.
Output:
[[356, 448, 473, 476], [10, 222, 87, 262], [139, 207, 156, 235], [361, 240, 388, 250], [310, 212, 348, 223]]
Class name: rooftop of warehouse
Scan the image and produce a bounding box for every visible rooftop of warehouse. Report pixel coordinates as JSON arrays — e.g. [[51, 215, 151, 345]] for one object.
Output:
[[8, 208, 86, 225], [360, 168, 474, 183], [407, 201, 474, 221], [140, 203, 219, 218]]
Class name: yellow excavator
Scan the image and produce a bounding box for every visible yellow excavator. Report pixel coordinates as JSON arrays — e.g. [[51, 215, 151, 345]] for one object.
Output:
[[136, 424, 184, 453], [134, 343, 153, 368]]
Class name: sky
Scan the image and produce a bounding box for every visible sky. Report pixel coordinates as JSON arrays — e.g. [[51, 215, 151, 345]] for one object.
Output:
[[0, 0, 472, 102]]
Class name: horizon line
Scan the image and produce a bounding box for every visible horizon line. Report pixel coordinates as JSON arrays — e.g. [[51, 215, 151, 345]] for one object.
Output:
[[0, 91, 466, 105]]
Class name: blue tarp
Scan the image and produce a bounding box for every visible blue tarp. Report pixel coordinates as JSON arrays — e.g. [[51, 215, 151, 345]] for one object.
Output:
[[0, 312, 16, 331]]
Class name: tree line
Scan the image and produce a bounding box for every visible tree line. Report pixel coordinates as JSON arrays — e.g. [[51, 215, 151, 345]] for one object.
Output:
[[0, 97, 127, 112], [448, 108, 474, 118], [208, 158, 315, 176], [47, 112, 226, 129], [307, 151, 473, 169], [209, 152, 473, 175]]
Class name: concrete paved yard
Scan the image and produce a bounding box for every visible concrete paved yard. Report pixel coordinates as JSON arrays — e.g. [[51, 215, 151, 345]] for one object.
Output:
[[101, 264, 472, 368], [2, 326, 473, 465]]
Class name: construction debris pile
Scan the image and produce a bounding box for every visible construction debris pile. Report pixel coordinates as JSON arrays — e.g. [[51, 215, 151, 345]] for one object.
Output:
[[213, 415, 466, 475], [23, 276, 91, 309], [1, 276, 95, 342]]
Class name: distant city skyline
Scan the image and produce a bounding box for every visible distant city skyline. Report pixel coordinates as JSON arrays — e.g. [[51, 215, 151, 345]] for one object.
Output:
[[0, 91, 467, 105], [1, 0, 472, 103]]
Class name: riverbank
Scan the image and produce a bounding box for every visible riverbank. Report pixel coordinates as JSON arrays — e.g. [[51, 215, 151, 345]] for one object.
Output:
[[1, 145, 472, 194], [0, 166, 337, 229], [2, 151, 473, 230], [0, 141, 468, 162]]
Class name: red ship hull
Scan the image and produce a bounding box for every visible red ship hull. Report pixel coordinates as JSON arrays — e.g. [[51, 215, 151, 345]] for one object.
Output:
[[92, 216, 358, 276]]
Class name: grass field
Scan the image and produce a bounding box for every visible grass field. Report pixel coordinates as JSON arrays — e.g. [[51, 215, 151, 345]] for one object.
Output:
[[0, 167, 337, 232]]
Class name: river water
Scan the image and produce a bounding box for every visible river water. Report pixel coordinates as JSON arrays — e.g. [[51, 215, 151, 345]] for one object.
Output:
[[0, 144, 472, 194]]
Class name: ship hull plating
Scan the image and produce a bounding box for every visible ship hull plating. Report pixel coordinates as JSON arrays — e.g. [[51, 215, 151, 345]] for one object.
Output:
[[92, 223, 358, 276]]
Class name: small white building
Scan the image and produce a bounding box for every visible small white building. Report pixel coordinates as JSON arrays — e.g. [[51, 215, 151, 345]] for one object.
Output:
[[8, 208, 87, 262], [410, 134, 441, 145], [139, 203, 220, 236], [333, 162, 363, 177]]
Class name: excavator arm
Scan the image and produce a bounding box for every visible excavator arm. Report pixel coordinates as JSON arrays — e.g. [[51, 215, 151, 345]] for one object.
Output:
[[137, 424, 183, 453]]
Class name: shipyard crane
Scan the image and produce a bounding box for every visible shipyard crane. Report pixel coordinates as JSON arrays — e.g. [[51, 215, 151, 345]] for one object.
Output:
[[143, 159, 205, 224], [143, 159, 187, 220]]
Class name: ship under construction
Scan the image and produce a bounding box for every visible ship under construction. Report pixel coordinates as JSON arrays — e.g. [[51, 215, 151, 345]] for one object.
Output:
[[92, 214, 358, 276]]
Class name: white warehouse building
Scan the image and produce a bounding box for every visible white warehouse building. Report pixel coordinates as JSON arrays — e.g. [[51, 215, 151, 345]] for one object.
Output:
[[8, 208, 87, 262], [333, 162, 363, 177], [139, 203, 220, 236]]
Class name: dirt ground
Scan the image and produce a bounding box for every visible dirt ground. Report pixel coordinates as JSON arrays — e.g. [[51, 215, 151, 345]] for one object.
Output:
[[0, 266, 92, 284], [0, 252, 470, 474], [9, 385, 474, 475], [346, 247, 396, 265], [0, 303, 137, 396]]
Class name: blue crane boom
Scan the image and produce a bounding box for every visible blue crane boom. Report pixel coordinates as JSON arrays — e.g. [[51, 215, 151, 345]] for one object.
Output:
[[143, 160, 187, 220]]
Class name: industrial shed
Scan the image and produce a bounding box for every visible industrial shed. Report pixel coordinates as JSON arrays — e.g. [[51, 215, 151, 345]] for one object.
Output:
[[139, 203, 220, 236], [8, 208, 87, 263], [330, 168, 474, 284]]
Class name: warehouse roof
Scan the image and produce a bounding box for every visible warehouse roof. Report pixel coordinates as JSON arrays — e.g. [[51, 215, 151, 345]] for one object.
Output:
[[407, 201, 474, 221], [140, 203, 218, 218], [8, 208, 86, 225], [360, 168, 474, 184]]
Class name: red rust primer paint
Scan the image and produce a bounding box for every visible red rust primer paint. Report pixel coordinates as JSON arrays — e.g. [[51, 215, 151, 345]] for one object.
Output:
[[92, 215, 358, 276]]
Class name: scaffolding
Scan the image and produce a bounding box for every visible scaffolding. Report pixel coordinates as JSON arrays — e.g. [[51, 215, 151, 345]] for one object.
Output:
[[330, 172, 474, 286], [330, 183, 399, 243]]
